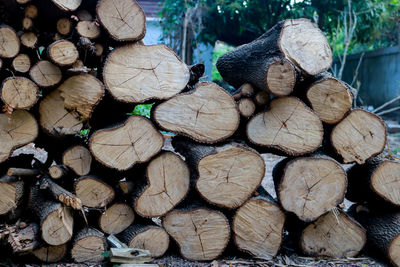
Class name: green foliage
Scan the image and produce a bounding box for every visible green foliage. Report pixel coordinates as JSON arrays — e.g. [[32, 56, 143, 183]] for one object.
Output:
[[212, 41, 235, 81], [128, 104, 154, 118], [80, 129, 90, 137]]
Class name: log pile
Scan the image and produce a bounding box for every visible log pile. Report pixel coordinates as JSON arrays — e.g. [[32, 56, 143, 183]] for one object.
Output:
[[0, 0, 395, 265]]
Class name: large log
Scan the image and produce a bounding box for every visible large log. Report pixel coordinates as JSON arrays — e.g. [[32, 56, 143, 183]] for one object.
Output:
[[71, 228, 107, 263], [99, 202, 134, 234], [96, 0, 145, 41], [154, 82, 240, 143], [103, 43, 190, 103], [273, 156, 347, 222], [347, 157, 400, 206], [247, 97, 323, 156], [134, 152, 190, 218], [0, 26, 20, 58], [62, 145, 92, 176], [163, 208, 230, 261], [330, 109, 386, 164], [0, 176, 24, 215], [1, 77, 39, 109], [74, 175, 115, 208], [89, 115, 164, 170]]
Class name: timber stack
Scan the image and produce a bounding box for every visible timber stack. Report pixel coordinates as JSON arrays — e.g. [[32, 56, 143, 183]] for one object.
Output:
[[0, 0, 396, 265]]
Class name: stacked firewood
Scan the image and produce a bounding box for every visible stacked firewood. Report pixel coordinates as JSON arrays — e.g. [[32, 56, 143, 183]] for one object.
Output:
[[0, 0, 398, 265]]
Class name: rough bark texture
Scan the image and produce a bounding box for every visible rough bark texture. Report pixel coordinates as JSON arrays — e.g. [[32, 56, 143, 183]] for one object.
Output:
[[0, 176, 24, 215], [39, 176, 82, 210], [71, 228, 107, 263], [1, 76, 39, 109], [74, 175, 115, 208], [6, 222, 39, 253], [99, 202, 134, 234]]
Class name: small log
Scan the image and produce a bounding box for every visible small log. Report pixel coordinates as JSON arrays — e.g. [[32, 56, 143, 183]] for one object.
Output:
[[32, 244, 67, 263], [89, 116, 164, 170], [99, 202, 134, 234], [254, 91, 269, 106], [0, 26, 20, 58], [0, 176, 24, 215], [273, 156, 347, 222], [103, 43, 190, 103], [76, 20, 101, 39], [74, 175, 115, 208], [247, 97, 323, 156], [71, 228, 107, 263], [48, 165, 68, 179], [76, 9, 92, 21], [330, 109, 387, 164], [56, 18, 72, 36], [96, 0, 145, 41], [22, 17, 33, 30], [62, 145, 92, 176], [1, 76, 39, 109], [7, 222, 39, 253], [7, 167, 39, 176], [20, 32, 37, 49], [0, 110, 38, 164], [134, 152, 190, 218], [48, 40, 79, 66], [233, 83, 255, 100], [119, 225, 169, 258], [24, 4, 37, 18], [12, 54, 31, 73], [51, 0, 81, 11], [238, 98, 256, 118], [300, 210, 366, 258], [233, 188, 285, 259], [154, 82, 240, 143], [163, 208, 230, 261], [29, 60, 62, 88], [39, 176, 82, 210], [29, 186, 73, 245], [347, 157, 400, 206]]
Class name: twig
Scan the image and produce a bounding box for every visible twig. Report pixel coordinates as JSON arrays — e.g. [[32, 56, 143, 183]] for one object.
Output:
[[373, 95, 400, 113], [350, 52, 365, 87], [376, 106, 400, 116]]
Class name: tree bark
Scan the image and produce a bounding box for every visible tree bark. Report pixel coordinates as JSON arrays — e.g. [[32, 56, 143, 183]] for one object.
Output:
[[71, 227, 107, 263]]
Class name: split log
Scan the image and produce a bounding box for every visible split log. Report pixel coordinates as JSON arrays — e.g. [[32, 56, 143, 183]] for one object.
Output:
[[216, 19, 332, 93], [0, 26, 20, 58], [76, 21, 101, 39], [0, 176, 24, 215], [103, 43, 190, 103], [134, 152, 189, 218], [56, 18, 72, 35], [48, 165, 68, 179], [300, 210, 366, 258], [1, 77, 39, 109], [273, 156, 347, 222], [89, 116, 164, 170], [24, 4, 37, 18], [51, 0, 81, 11], [48, 40, 79, 66], [238, 98, 256, 118], [233, 188, 285, 259], [247, 97, 323, 156], [62, 145, 92, 176], [96, 0, 145, 41], [39, 176, 82, 210], [119, 225, 169, 258], [12, 54, 31, 73], [29, 187, 73, 245], [74, 175, 115, 208], [71, 228, 107, 263], [99, 202, 134, 234], [347, 157, 400, 206], [20, 32, 37, 48], [32, 244, 67, 263], [163, 208, 230, 261], [7, 222, 39, 253], [29, 60, 62, 88], [154, 82, 240, 143], [0, 110, 38, 163], [306, 75, 354, 124], [330, 109, 387, 164]]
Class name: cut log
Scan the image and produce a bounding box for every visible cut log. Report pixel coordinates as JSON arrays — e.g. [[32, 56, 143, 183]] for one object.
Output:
[[76, 21, 101, 39], [154, 82, 239, 143], [29, 60, 62, 88], [89, 115, 164, 170], [71, 228, 107, 263], [1, 76, 39, 109], [24, 4, 37, 18], [347, 157, 400, 206], [51, 0, 81, 11], [7, 167, 39, 176], [103, 43, 190, 103], [62, 145, 92, 176], [39, 176, 82, 210], [20, 32, 37, 48], [96, 0, 145, 41], [7, 222, 39, 253], [273, 156, 347, 222], [56, 18, 72, 36], [134, 152, 190, 217], [163, 208, 230, 261], [29, 187, 73, 245], [238, 98, 256, 118], [0, 110, 38, 164], [300, 210, 366, 258], [22, 17, 33, 30], [119, 225, 169, 258], [77, 9, 93, 21], [48, 40, 79, 66], [254, 91, 269, 106], [0, 26, 20, 58], [12, 54, 31, 73], [0, 176, 24, 215], [32, 244, 67, 263], [233, 83, 255, 100], [330, 109, 387, 164], [306, 75, 354, 124], [48, 165, 68, 179], [74, 175, 115, 208], [233, 188, 285, 259], [99, 202, 134, 234], [247, 97, 323, 156]]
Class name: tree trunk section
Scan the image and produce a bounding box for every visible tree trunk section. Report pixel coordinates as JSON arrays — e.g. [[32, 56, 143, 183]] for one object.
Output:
[[48, 165, 68, 179], [1, 77, 39, 109], [7, 222, 39, 253], [32, 244, 67, 263], [48, 40, 79, 66], [39, 176, 82, 210], [56, 18, 72, 35], [76, 20, 100, 39], [74, 175, 115, 208], [29, 60, 62, 88], [0, 26, 20, 58], [20, 32, 37, 49], [12, 54, 31, 73], [99, 202, 134, 234], [0, 176, 24, 215], [71, 228, 107, 263], [238, 98, 256, 118], [62, 145, 92, 176]]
